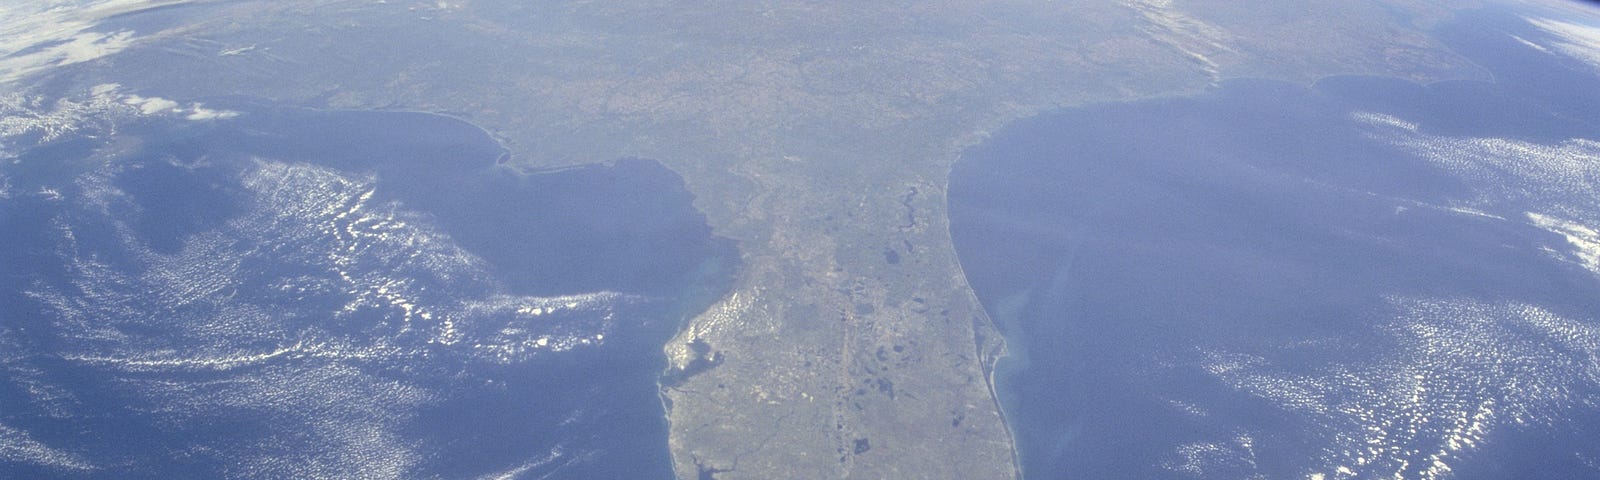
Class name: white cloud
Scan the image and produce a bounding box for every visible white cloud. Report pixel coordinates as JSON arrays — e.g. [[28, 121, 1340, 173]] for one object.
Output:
[[1358, 112, 1600, 276], [123, 94, 179, 114], [2, 84, 236, 175], [1525, 16, 1600, 73], [1510, 34, 1553, 54], [18, 157, 636, 476], [1163, 107, 1600, 478], [1, 84, 134, 154], [1350, 111, 1419, 133], [0, 0, 199, 84], [0, 422, 94, 471], [1125, 0, 1238, 81], [1186, 298, 1600, 480], [1527, 212, 1600, 276], [183, 103, 238, 120], [120, 92, 238, 120]]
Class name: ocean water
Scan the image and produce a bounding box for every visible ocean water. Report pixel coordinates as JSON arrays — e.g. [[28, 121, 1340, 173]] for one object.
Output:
[[951, 5, 1600, 479], [0, 100, 735, 478]]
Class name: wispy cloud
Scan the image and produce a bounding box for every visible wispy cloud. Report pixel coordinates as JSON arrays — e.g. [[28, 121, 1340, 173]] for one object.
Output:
[[1124, 0, 1238, 82], [1525, 16, 1600, 73], [0, 0, 199, 84]]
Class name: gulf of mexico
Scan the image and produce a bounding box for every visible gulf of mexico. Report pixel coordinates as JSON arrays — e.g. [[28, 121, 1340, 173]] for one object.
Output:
[[0, 99, 737, 479]]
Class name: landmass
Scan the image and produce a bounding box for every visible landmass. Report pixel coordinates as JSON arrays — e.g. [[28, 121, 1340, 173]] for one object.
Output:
[[32, 0, 1488, 477]]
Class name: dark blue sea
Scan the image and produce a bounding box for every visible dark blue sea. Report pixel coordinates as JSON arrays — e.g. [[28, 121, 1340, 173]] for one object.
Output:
[[0, 100, 734, 478], [951, 5, 1600, 479]]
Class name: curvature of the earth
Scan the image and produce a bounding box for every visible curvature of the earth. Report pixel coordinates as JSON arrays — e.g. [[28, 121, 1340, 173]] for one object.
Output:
[[4, 1, 1600, 479]]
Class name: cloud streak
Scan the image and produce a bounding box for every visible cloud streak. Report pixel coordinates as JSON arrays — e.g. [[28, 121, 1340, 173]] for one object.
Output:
[[1525, 15, 1600, 73]]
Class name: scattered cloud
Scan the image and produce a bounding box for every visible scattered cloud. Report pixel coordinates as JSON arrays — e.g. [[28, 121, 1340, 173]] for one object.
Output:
[[0, 422, 94, 472], [121, 91, 238, 120], [1, 83, 239, 158], [1163, 107, 1600, 478], [14, 156, 633, 476], [1183, 298, 1600, 480], [1360, 110, 1600, 277]]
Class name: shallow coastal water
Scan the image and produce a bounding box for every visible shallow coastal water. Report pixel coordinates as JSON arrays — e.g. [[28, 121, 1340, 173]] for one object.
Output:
[[951, 6, 1600, 479]]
